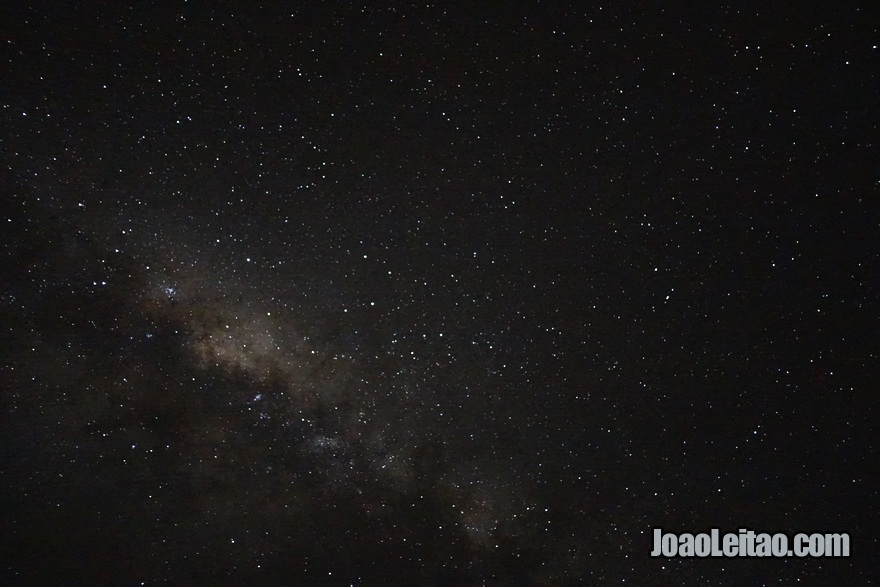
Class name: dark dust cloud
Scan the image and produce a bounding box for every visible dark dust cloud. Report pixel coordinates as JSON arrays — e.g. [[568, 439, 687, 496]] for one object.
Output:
[[1, 2, 876, 585]]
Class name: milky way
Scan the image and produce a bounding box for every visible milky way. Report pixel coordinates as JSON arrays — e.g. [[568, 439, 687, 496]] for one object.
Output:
[[129, 213, 537, 546]]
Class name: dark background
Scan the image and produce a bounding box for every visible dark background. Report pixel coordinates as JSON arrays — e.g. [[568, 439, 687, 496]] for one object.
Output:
[[1, 2, 876, 585]]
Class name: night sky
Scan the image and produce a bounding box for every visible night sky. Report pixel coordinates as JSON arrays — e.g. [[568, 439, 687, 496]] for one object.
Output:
[[1, 2, 877, 585]]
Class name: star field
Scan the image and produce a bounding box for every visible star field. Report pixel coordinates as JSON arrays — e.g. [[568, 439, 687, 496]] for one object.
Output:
[[1, 2, 876, 585]]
